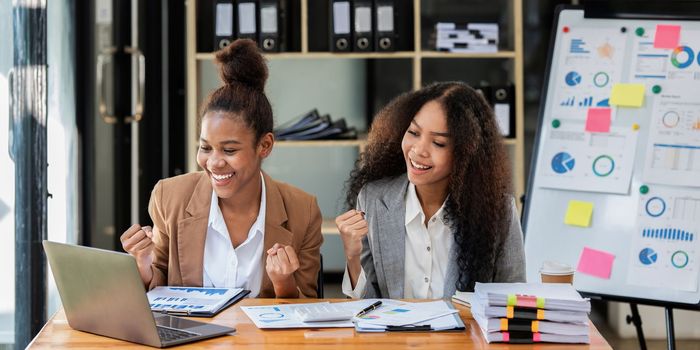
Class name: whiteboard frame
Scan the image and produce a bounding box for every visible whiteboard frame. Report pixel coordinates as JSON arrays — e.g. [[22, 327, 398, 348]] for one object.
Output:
[[523, 4, 700, 310]]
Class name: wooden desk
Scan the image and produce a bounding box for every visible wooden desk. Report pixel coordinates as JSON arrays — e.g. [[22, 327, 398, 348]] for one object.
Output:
[[29, 299, 612, 349]]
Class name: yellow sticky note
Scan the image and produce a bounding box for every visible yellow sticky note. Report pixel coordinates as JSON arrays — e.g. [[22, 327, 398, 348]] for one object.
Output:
[[610, 83, 645, 107], [564, 200, 594, 227]]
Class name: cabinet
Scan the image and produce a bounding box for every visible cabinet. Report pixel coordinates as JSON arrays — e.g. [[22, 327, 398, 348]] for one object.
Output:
[[185, 0, 524, 269]]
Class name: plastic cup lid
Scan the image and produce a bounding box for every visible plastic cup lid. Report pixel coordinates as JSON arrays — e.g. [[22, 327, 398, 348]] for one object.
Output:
[[539, 260, 575, 275]]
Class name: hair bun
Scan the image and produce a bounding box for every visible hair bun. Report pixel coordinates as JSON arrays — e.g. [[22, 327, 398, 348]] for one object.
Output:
[[215, 39, 268, 92]]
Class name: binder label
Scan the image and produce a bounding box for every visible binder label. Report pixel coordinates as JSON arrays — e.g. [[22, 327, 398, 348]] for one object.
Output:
[[377, 6, 394, 31], [261, 6, 278, 33], [238, 3, 257, 34], [355, 7, 372, 33], [215, 4, 234, 36], [333, 2, 351, 34]]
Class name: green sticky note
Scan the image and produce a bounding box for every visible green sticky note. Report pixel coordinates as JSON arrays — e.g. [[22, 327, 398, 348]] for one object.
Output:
[[610, 83, 645, 107], [564, 200, 594, 228]]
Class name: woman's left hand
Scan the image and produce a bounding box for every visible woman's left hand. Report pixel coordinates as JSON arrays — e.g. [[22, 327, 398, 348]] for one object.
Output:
[[266, 243, 300, 296]]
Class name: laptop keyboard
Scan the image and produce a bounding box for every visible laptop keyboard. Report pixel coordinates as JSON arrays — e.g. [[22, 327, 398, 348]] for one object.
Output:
[[157, 326, 200, 342]]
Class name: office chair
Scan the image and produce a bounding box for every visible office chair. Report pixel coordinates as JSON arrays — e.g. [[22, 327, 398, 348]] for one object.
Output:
[[317, 254, 324, 298]]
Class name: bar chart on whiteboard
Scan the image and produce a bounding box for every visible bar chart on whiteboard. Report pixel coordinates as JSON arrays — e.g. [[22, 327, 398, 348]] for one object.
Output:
[[627, 188, 700, 292]]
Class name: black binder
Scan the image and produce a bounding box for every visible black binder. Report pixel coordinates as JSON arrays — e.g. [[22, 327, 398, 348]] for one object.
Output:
[[353, 0, 373, 51], [259, 0, 281, 52], [237, 0, 258, 43], [214, 0, 236, 50], [491, 84, 515, 138], [330, 0, 352, 52], [374, 0, 396, 51]]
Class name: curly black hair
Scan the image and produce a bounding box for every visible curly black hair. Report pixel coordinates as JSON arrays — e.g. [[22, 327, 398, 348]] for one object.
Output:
[[344, 82, 513, 291]]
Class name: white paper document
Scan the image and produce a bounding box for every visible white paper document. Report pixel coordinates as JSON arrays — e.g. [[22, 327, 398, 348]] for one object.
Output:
[[147, 286, 245, 315], [350, 300, 458, 327], [627, 188, 700, 292], [642, 89, 700, 187], [242, 302, 355, 329], [551, 28, 626, 121], [537, 124, 638, 194], [242, 299, 459, 330]]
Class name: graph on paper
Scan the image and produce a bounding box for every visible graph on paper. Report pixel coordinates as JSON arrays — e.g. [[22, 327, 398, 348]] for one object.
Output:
[[641, 228, 695, 242]]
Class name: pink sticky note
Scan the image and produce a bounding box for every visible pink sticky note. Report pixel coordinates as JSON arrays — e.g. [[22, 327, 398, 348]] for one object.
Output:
[[577, 247, 614, 279], [585, 108, 611, 133], [654, 25, 681, 49]]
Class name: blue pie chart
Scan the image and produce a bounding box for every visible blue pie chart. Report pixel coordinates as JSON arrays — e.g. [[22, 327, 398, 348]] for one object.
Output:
[[639, 248, 658, 265], [565, 71, 582, 86], [551, 152, 575, 174]]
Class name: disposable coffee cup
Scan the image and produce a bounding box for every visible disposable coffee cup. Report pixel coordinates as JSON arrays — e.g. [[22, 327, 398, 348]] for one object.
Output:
[[540, 261, 575, 284]]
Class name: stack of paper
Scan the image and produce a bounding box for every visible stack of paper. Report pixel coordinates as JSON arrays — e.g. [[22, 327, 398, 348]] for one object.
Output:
[[471, 283, 591, 344]]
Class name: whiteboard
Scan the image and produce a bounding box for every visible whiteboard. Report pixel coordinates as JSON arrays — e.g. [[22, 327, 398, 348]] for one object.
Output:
[[524, 6, 700, 307]]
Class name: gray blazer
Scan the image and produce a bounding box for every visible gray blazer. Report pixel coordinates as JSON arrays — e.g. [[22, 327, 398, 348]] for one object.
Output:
[[357, 174, 526, 299]]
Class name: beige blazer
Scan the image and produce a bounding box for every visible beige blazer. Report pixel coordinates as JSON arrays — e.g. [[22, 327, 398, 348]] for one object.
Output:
[[147, 171, 323, 298]]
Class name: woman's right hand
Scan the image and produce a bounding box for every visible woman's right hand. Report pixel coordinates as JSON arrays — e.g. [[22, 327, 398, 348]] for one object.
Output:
[[120, 224, 154, 266], [335, 210, 368, 260]]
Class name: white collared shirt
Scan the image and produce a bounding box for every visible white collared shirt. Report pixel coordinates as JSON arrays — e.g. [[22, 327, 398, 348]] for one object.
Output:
[[342, 183, 453, 299], [203, 173, 266, 297]]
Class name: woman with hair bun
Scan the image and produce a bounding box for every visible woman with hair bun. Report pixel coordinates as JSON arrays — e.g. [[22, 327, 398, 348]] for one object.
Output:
[[337, 82, 525, 299], [120, 39, 323, 298]]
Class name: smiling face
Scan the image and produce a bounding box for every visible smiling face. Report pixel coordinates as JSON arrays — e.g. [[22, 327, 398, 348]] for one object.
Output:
[[401, 100, 454, 192], [196, 111, 273, 200]]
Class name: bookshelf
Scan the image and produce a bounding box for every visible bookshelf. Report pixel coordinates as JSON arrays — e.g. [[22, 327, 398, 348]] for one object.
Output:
[[185, 0, 525, 238]]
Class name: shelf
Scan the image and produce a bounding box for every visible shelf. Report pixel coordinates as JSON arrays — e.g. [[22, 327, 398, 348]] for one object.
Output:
[[187, 0, 525, 210], [275, 139, 367, 148], [275, 137, 514, 148], [322, 218, 339, 235], [420, 51, 517, 59], [195, 51, 417, 61]]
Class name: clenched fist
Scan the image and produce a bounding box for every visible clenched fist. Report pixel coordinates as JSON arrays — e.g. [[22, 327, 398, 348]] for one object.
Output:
[[335, 209, 368, 260], [120, 224, 154, 284], [266, 243, 301, 297]]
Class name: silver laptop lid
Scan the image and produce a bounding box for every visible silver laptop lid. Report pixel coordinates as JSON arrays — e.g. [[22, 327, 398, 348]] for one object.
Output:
[[43, 241, 162, 347]]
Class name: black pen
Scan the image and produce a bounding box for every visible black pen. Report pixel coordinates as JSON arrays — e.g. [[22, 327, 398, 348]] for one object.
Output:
[[355, 300, 382, 318]]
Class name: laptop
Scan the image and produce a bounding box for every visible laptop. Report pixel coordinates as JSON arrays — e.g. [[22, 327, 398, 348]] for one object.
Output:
[[43, 240, 236, 347]]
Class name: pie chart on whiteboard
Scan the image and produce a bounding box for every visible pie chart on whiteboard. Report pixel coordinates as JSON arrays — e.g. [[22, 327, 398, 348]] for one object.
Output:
[[551, 152, 576, 174]]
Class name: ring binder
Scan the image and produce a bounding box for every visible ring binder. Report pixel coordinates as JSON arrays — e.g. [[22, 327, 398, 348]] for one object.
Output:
[[374, 0, 396, 51], [492, 84, 515, 138], [353, 0, 373, 51], [330, 0, 352, 52], [214, 1, 236, 50], [260, 0, 281, 52]]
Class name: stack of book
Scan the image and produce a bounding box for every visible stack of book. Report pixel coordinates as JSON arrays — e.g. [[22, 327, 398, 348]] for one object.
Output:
[[471, 282, 591, 344], [435, 22, 498, 53], [274, 109, 357, 141]]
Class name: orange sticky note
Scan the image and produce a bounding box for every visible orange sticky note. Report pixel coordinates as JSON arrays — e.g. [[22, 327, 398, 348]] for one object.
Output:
[[654, 25, 681, 49], [577, 247, 614, 279], [585, 108, 611, 133], [610, 83, 645, 107]]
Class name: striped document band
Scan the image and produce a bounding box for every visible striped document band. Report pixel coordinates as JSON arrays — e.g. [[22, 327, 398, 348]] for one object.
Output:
[[506, 294, 545, 308]]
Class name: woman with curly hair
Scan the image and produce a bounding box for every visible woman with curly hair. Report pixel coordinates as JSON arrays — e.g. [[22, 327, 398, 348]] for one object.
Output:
[[337, 82, 525, 299]]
